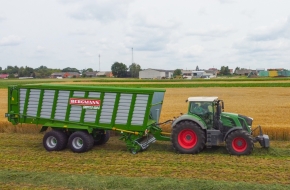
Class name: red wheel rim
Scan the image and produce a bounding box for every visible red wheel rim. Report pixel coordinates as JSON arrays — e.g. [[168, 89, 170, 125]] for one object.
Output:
[[178, 129, 197, 149], [232, 137, 247, 152]]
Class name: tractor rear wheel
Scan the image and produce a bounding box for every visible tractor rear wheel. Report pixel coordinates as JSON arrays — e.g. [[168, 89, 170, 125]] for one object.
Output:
[[43, 130, 68, 151], [171, 121, 205, 154], [226, 130, 254, 155], [68, 131, 94, 153], [94, 130, 110, 145]]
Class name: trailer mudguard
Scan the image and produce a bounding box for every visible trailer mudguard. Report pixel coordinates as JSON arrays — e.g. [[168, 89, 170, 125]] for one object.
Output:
[[171, 114, 207, 129]]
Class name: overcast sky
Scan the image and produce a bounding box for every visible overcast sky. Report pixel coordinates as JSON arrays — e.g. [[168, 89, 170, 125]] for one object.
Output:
[[1, 0, 290, 71]]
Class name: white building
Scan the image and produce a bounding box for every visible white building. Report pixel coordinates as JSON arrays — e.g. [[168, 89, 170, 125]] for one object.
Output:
[[139, 69, 173, 79], [184, 70, 217, 79]]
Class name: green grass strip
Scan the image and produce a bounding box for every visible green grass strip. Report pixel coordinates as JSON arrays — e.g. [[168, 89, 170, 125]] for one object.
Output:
[[0, 170, 289, 190], [74, 83, 290, 88], [1, 78, 290, 89]]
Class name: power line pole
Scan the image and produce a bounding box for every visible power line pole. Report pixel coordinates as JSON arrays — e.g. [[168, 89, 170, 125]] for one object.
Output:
[[131, 48, 133, 78], [99, 54, 100, 72]]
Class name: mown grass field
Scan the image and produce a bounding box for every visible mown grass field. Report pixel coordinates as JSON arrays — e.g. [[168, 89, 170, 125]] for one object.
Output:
[[1, 78, 290, 189], [1, 133, 290, 189]]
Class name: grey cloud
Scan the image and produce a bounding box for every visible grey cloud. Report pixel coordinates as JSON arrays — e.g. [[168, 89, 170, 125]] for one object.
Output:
[[69, 28, 96, 36], [247, 17, 290, 41], [68, 0, 131, 22], [0, 16, 6, 22], [186, 27, 236, 40], [219, 0, 236, 4], [126, 17, 179, 52], [240, 9, 256, 18], [0, 35, 22, 46]]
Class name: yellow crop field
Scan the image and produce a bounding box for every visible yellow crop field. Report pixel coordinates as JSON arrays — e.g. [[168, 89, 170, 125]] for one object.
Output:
[[1, 87, 290, 139], [160, 88, 290, 140]]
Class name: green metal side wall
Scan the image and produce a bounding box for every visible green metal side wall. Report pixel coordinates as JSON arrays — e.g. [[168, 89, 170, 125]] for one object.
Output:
[[7, 85, 165, 132]]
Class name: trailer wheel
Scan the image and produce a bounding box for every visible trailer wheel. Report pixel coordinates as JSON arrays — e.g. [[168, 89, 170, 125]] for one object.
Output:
[[43, 130, 68, 151], [94, 130, 110, 145], [171, 121, 205, 154], [68, 131, 94, 153], [226, 130, 254, 155]]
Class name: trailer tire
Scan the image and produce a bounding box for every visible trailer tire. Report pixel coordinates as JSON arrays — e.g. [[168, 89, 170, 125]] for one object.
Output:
[[94, 130, 110, 145], [43, 130, 68, 151], [226, 130, 254, 155], [171, 121, 205, 154], [68, 131, 94, 153]]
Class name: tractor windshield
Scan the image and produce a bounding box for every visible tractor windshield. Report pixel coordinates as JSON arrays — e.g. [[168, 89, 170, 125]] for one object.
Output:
[[189, 101, 214, 128]]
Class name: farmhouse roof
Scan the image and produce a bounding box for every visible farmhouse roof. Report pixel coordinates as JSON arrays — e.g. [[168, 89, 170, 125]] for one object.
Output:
[[51, 72, 80, 76], [0, 74, 9, 78], [143, 68, 174, 72], [235, 69, 252, 75]]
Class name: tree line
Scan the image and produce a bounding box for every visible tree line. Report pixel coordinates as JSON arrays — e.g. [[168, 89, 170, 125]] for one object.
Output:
[[0, 64, 243, 79], [0, 62, 142, 78]]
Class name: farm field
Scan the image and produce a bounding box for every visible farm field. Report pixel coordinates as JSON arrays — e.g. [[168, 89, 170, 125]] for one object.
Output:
[[1, 79, 290, 189], [1, 133, 290, 189]]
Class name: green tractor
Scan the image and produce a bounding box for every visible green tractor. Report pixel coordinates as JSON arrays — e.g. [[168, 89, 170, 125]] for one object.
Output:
[[171, 97, 269, 155]]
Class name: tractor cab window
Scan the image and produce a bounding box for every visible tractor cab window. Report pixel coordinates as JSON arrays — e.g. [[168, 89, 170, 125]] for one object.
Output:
[[189, 101, 214, 127], [189, 101, 212, 115]]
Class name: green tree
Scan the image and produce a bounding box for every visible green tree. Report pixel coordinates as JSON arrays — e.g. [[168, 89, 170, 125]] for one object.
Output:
[[128, 63, 141, 78], [219, 66, 231, 76], [173, 69, 182, 77], [234, 67, 240, 74], [111, 62, 128, 78], [8, 73, 15, 78], [86, 68, 94, 72], [62, 67, 80, 73], [34, 65, 54, 78], [6, 66, 19, 75]]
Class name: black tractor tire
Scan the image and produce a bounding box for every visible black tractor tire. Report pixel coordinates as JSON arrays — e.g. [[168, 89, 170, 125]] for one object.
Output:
[[94, 130, 110, 145], [68, 131, 94, 153], [171, 121, 206, 154], [43, 130, 68, 151], [226, 130, 254, 155]]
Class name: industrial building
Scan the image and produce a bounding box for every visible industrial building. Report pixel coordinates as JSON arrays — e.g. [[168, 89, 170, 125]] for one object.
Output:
[[139, 69, 173, 79]]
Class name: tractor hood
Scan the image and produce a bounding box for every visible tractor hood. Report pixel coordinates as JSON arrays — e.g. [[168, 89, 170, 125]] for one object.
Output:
[[221, 112, 253, 131]]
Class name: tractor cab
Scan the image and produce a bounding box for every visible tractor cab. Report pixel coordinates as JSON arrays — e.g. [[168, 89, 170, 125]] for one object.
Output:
[[187, 97, 222, 129]]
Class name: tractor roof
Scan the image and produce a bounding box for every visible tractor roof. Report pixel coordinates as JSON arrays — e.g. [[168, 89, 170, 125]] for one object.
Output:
[[188, 97, 218, 102]]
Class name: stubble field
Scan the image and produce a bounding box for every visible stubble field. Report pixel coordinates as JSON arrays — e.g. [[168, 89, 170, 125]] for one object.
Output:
[[1, 80, 290, 189]]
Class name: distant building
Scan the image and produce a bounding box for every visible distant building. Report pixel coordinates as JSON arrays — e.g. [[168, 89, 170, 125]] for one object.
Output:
[[182, 70, 194, 79], [192, 71, 205, 78], [0, 74, 9, 79], [139, 69, 173, 79], [85, 71, 98, 77], [97, 71, 113, 77], [51, 72, 80, 78], [204, 70, 218, 78], [235, 69, 252, 76], [267, 68, 284, 71]]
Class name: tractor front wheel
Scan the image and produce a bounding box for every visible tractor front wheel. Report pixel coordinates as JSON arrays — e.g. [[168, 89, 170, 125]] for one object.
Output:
[[171, 121, 205, 154], [68, 131, 94, 153], [226, 130, 254, 155]]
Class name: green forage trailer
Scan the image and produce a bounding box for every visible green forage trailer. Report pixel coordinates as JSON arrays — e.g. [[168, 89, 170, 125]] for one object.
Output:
[[6, 84, 269, 155], [6, 84, 169, 154]]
